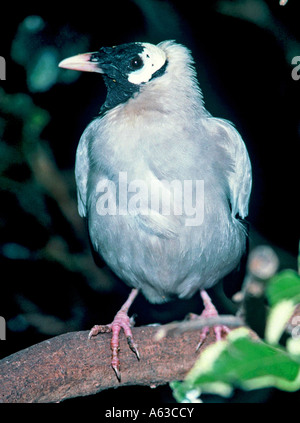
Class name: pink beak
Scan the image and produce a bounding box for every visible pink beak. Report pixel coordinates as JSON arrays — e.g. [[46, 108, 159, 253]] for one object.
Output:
[[58, 52, 104, 73]]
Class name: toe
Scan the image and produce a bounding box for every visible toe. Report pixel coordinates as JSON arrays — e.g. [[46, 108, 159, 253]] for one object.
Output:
[[196, 326, 210, 351], [88, 324, 112, 339], [127, 336, 140, 360], [214, 325, 231, 342]]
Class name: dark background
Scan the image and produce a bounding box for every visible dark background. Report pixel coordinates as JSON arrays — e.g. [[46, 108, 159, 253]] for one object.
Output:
[[0, 0, 299, 403]]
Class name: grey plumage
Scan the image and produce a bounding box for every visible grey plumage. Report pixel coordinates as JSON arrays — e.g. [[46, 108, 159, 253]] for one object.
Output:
[[63, 40, 252, 304]]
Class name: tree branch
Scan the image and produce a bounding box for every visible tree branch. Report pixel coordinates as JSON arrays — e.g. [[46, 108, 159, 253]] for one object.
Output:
[[155, 315, 244, 339], [0, 325, 225, 403]]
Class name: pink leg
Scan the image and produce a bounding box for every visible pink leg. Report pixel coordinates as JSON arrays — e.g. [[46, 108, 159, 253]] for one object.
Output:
[[88, 288, 139, 381], [196, 290, 231, 350]]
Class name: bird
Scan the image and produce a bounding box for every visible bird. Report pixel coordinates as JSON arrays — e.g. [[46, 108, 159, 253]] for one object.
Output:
[[59, 40, 252, 380]]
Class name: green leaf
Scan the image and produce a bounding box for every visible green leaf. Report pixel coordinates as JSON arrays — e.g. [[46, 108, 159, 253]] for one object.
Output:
[[298, 241, 300, 275], [266, 270, 300, 306], [287, 337, 300, 357], [174, 328, 300, 400], [170, 381, 202, 403], [265, 300, 297, 344], [265, 269, 300, 344]]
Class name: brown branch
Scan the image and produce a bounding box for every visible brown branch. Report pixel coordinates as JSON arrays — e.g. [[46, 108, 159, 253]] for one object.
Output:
[[0, 325, 223, 403]]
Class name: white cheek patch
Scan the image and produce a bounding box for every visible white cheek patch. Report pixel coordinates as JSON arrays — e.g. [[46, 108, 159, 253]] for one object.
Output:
[[128, 43, 167, 85]]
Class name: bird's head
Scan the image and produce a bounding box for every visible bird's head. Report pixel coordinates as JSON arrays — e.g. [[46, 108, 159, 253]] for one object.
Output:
[[59, 42, 169, 111], [59, 41, 203, 114]]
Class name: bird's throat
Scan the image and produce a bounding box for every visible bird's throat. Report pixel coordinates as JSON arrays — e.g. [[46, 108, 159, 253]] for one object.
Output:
[[101, 75, 140, 113]]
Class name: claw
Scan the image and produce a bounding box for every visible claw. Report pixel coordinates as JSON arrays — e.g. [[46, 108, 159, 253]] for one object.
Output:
[[195, 290, 231, 350], [195, 326, 210, 351], [112, 363, 121, 382], [88, 289, 139, 381], [88, 324, 111, 339], [127, 336, 140, 360]]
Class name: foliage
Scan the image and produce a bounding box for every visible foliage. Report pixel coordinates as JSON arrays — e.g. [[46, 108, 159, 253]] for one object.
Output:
[[172, 256, 300, 402], [11, 15, 90, 92]]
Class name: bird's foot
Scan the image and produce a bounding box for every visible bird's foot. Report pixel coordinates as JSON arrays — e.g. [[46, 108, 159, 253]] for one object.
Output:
[[88, 289, 139, 381], [88, 312, 139, 380], [192, 290, 231, 351]]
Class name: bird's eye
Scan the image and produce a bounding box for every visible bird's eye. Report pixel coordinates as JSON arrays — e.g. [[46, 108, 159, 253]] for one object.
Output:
[[130, 56, 143, 70]]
